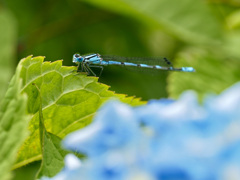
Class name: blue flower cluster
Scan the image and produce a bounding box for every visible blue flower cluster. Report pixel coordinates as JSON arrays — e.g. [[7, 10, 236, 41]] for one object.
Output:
[[42, 82, 240, 180]]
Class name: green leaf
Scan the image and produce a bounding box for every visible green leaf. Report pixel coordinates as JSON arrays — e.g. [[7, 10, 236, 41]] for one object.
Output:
[[167, 49, 240, 100], [13, 56, 144, 169], [32, 83, 70, 178], [0, 60, 30, 180], [0, 9, 16, 101], [81, 0, 222, 45], [36, 132, 68, 178]]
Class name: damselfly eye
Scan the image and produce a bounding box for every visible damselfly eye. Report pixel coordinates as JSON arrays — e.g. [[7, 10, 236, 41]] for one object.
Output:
[[74, 54, 80, 58], [73, 54, 83, 63]]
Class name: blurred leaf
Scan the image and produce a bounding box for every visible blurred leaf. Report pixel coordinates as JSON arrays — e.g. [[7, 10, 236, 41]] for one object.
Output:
[[224, 31, 240, 57], [208, 0, 240, 7], [33, 83, 69, 178], [81, 0, 223, 45], [168, 49, 240, 100], [0, 60, 30, 180], [226, 10, 240, 29], [0, 9, 16, 101], [13, 56, 144, 169]]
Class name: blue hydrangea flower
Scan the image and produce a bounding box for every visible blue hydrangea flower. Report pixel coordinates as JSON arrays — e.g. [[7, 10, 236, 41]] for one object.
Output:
[[63, 100, 142, 156], [43, 82, 240, 180]]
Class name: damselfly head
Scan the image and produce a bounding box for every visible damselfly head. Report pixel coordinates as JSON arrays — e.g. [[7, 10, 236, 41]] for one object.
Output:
[[73, 54, 84, 63]]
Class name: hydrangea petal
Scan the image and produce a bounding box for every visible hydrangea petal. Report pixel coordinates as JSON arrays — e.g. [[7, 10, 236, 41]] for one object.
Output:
[[63, 100, 140, 156]]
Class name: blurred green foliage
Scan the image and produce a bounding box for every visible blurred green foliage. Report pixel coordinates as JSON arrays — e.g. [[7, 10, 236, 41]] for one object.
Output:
[[0, 57, 30, 180], [0, 9, 16, 101], [1, 0, 240, 179]]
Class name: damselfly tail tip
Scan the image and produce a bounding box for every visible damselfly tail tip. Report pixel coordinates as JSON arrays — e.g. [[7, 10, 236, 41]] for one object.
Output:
[[182, 67, 196, 72]]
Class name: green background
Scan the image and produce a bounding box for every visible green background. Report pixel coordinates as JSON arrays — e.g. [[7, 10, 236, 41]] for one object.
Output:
[[0, 0, 240, 179]]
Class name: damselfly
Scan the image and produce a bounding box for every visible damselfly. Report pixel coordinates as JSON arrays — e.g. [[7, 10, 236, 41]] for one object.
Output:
[[72, 53, 195, 76]]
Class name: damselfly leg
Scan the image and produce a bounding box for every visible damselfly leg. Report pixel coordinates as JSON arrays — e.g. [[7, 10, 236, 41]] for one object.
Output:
[[84, 63, 97, 76], [89, 65, 104, 77]]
